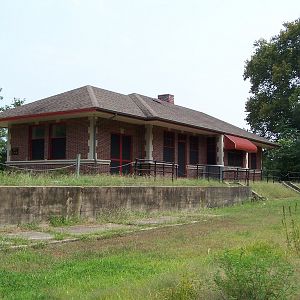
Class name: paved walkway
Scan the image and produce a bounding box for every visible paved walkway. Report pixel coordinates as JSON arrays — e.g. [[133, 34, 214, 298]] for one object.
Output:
[[6, 231, 54, 241], [0, 216, 184, 247], [56, 223, 130, 235]]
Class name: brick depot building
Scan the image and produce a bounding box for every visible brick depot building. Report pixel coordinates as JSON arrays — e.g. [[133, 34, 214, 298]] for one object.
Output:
[[0, 85, 275, 177]]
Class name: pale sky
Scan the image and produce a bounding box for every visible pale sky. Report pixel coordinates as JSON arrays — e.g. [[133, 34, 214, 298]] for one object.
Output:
[[0, 0, 299, 129]]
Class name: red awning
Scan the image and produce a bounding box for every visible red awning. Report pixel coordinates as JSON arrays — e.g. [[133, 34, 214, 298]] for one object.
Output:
[[224, 135, 257, 153]]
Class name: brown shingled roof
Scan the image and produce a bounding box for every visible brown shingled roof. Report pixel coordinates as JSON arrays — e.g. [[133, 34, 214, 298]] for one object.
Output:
[[0, 85, 275, 147]]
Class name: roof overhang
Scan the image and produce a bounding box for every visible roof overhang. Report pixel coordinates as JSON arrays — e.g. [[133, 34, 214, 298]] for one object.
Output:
[[224, 135, 257, 153], [0, 108, 100, 127], [0, 107, 277, 149], [0, 108, 147, 127]]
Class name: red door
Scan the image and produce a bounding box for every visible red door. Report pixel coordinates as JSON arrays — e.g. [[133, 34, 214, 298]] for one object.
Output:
[[110, 134, 132, 175]]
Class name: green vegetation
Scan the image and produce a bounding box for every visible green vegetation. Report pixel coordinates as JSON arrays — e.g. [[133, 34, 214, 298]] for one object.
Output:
[[282, 204, 300, 256], [48, 215, 80, 227], [214, 242, 295, 299], [0, 89, 25, 167], [0, 196, 300, 299], [0, 172, 225, 186], [249, 181, 299, 199], [244, 18, 300, 173]]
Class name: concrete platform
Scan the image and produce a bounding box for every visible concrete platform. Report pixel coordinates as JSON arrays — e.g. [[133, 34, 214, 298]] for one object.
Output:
[[133, 216, 179, 225], [54, 223, 130, 235], [6, 231, 54, 241]]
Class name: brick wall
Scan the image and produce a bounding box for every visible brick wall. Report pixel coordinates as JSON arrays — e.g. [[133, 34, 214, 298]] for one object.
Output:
[[96, 118, 145, 161], [8, 117, 264, 175], [66, 118, 89, 159], [9, 118, 89, 161], [152, 125, 208, 165], [152, 126, 164, 161], [10, 124, 29, 161]]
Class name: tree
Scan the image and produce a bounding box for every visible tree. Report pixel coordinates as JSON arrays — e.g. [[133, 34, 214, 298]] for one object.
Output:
[[244, 19, 300, 173], [263, 128, 300, 174], [244, 18, 300, 140], [0, 88, 25, 167]]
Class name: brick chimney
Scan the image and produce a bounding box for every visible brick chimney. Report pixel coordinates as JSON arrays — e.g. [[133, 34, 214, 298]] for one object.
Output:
[[158, 94, 174, 104]]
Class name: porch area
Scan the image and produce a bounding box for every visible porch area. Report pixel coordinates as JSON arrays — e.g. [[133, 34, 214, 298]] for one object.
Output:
[[5, 116, 266, 184]]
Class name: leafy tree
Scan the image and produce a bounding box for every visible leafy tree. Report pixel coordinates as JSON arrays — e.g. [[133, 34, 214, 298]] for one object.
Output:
[[244, 19, 300, 173], [244, 18, 300, 140], [263, 128, 300, 174], [0, 88, 25, 167]]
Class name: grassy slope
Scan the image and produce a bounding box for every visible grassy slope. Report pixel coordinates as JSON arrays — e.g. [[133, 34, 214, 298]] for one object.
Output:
[[1, 193, 300, 299], [0, 172, 225, 187], [250, 181, 299, 199]]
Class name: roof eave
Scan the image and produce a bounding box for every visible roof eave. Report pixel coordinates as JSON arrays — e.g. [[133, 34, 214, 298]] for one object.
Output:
[[0, 108, 98, 124], [145, 116, 277, 148], [0, 107, 277, 148]]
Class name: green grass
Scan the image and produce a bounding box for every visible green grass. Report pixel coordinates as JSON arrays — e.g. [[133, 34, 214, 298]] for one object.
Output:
[[249, 181, 299, 199], [0, 197, 300, 299], [0, 172, 225, 187]]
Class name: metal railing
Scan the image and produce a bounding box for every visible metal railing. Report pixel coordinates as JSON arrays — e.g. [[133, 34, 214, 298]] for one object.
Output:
[[286, 172, 300, 182], [262, 170, 282, 183], [133, 159, 178, 181], [4, 155, 300, 185], [195, 164, 223, 182], [221, 168, 263, 186]]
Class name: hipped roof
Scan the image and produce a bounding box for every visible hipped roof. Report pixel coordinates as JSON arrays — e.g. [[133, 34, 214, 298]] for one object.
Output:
[[0, 85, 276, 147]]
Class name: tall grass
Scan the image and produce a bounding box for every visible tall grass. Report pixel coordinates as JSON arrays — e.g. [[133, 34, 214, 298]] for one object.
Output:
[[282, 204, 300, 256], [0, 199, 300, 299], [213, 242, 295, 300], [250, 181, 299, 199], [0, 171, 225, 187]]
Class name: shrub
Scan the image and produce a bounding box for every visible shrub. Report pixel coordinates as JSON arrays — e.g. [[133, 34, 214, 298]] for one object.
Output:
[[214, 242, 294, 300], [282, 204, 300, 256], [49, 215, 78, 227], [161, 274, 200, 300]]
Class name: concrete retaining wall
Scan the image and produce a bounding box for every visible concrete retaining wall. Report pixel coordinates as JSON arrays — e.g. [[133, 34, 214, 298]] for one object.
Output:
[[0, 186, 252, 225]]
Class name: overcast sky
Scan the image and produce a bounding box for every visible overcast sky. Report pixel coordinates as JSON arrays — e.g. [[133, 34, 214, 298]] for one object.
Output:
[[0, 0, 299, 129]]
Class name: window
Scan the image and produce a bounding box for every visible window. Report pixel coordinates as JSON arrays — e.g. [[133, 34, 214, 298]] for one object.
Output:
[[50, 124, 66, 159], [110, 134, 132, 175], [163, 132, 175, 162], [189, 136, 199, 164], [250, 153, 257, 169], [228, 151, 244, 167], [30, 126, 45, 160]]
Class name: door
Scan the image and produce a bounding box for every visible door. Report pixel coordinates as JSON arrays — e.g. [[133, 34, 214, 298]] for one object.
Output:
[[110, 134, 132, 175], [178, 134, 187, 177]]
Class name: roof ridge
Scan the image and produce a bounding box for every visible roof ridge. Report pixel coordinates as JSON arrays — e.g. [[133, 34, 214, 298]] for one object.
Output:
[[128, 93, 157, 118], [86, 85, 99, 108]]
